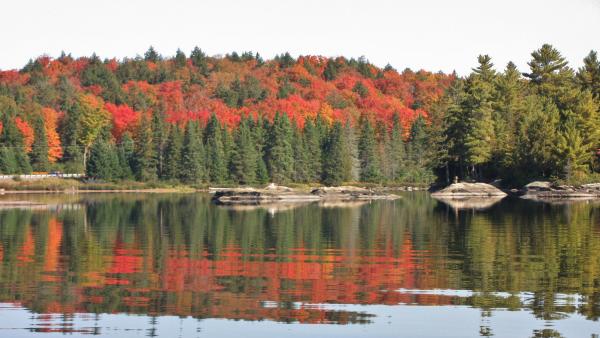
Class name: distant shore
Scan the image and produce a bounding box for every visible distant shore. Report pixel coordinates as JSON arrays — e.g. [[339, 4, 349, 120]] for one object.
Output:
[[0, 178, 429, 195]]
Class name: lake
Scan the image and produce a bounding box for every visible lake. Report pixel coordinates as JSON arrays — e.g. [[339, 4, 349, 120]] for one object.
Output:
[[0, 192, 598, 338]]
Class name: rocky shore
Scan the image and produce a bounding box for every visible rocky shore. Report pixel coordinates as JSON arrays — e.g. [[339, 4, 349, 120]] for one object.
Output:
[[210, 184, 400, 205], [519, 181, 600, 201]]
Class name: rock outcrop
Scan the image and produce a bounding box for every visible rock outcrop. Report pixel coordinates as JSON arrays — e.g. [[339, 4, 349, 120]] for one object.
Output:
[[430, 182, 507, 198], [521, 181, 600, 201], [211, 184, 400, 205]]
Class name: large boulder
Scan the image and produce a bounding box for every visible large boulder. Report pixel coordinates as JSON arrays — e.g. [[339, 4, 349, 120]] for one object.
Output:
[[523, 181, 553, 192], [430, 182, 507, 198]]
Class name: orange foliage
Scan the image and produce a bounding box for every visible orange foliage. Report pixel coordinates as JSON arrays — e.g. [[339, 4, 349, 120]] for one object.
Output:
[[15, 117, 34, 152], [41, 108, 63, 162], [43, 219, 63, 273], [17, 228, 35, 264]]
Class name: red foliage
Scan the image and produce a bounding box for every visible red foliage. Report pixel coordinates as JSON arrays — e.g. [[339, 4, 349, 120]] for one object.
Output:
[[158, 81, 185, 113], [105, 103, 141, 140], [0, 70, 30, 86]]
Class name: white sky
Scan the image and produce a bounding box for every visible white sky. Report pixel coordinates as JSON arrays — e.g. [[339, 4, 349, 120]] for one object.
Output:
[[0, 0, 599, 75]]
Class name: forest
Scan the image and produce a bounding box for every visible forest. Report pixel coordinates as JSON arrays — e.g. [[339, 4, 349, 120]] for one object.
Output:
[[0, 44, 598, 187]]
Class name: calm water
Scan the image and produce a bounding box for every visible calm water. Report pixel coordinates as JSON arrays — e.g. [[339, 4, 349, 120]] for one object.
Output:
[[0, 192, 598, 338]]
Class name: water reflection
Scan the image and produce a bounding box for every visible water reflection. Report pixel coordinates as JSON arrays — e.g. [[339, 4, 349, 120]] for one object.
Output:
[[0, 193, 598, 337]]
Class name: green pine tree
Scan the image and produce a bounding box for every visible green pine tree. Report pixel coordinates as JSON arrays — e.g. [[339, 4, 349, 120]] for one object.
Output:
[[303, 118, 323, 182], [30, 116, 50, 172], [358, 116, 381, 182], [0, 147, 18, 174], [180, 121, 206, 184], [133, 116, 157, 181], [174, 49, 187, 68], [322, 121, 345, 186], [86, 137, 120, 180], [163, 125, 184, 181], [557, 118, 592, 181], [292, 124, 309, 183], [117, 132, 135, 179], [231, 117, 258, 184], [323, 59, 339, 81], [266, 112, 294, 183], [389, 113, 405, 182], [204, 114, 227, 184], [577, 50, 600, 100]]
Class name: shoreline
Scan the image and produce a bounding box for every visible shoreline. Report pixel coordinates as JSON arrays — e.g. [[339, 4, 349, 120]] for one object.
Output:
[[0, 188, 196, 194]]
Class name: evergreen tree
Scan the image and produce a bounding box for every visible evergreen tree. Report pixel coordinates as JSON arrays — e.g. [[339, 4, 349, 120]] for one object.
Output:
[[277, 78, 295, 99], [389, 113, 405, 182], [577, 50, 600, 100], [342, 119, 359, 181], [323, 59, 339, 81], [377, 123, 392, 181], [174, 49, 187, 68], [525, 44, 570, 86], [163, 125, 184, 181], [231, 117, 258, 184], [322, 121, 345, 186], [492, 62, 526, 171], [133, 116, 157, 181], [0, 97, 31, 174], [144, 46, 160, 62], [266, 112, 294, 183], [204, 114, 227, 183], [462, 55, 497, 178], [86, 137, 120, 180], [444, 80, 469, 178], [276, 52, 295, 68], [256, 157, 269, 185], [303, 119, 322, 182], [30, 116, 49, 172], [117, 132, 135, 179], [63, 143, 84, 174], [514, 95, 560, 181], [221, 125, 234, 182], [557, 118, 591, 181], [152, 110, 168, 178], [352, 81, 369, 99], [180, 121, 206, 184], [190, 46, 209, 76], [0, 147, 18, 174], [292, 125, 309, 183], [81, 57, 123, 103], [358, 116, 381, 182], [405, 115, 431, 182]]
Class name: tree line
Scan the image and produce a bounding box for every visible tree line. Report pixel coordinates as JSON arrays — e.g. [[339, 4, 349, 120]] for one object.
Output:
[[0, 44, 598, 186], [81, 110, 432, 186]]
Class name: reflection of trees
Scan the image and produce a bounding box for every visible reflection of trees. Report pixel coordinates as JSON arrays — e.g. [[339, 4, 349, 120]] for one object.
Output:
[[0, 193, 598, 328]]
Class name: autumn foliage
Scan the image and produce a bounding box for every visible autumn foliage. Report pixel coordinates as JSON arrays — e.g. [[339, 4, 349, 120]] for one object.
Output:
[[0, 50, 453, 151]]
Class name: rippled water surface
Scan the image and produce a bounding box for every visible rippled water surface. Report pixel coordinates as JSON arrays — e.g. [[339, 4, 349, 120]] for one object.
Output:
[[0, 192, 598, 337]]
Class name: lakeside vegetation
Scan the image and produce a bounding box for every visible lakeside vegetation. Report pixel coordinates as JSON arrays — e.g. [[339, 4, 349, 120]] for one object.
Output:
[[0, 44, 598, 187]]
